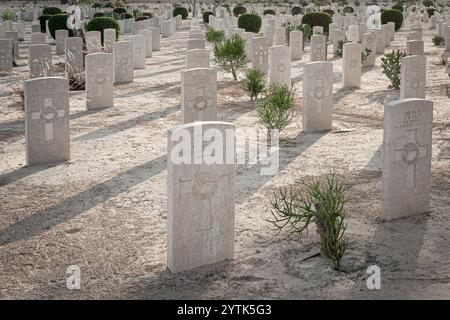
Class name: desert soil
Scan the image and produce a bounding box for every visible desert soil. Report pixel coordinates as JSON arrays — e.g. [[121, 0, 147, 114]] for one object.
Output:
[[0, 19, 449, 299]]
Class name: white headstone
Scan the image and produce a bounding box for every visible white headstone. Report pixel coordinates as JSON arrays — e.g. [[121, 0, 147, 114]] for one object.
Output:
[[86, 53, 114, 109], [113, 41, 134, 84], [400, 55, 426, 99], [342, 42, 361, 88], [29, 44, 52, 78], [268, 45, 291, 87]]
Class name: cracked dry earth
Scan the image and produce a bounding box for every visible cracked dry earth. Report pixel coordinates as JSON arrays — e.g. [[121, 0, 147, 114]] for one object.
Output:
[[0, 19, 450, 299]]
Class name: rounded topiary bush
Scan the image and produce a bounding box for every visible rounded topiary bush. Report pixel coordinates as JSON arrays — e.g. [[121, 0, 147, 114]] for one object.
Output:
[[113, 7, 127, 15], [43, 7, 62, 16], [238, 13, 262, 33], [263, 9, 276, 15], [48, 14, 73, 39], [142, 12, 153, 18], [87, 17, 120, 43], [203, 11, 213, 23], [344, 6, 354, 13], [301, 12, 333, 34], [38, 14, 51, 33], [323, 9, 334, 16], [173, 7, 188, 19], [423, 0, 434, 7], [392, 4, 404, 12], [381, 9, 403, 31], [94, 12, 105, 18], [135, 16, 149, 21], [233, 5, 247, 17], [291, 6, 303, 15]]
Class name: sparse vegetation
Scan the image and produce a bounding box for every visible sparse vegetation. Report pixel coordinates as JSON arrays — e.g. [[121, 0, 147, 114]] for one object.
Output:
[[205, 26, 225, 44], [213, 35, 247, 81], [381, 50, 406, 89], [242, 68, 267, 101], [432, 35, 445, 46]]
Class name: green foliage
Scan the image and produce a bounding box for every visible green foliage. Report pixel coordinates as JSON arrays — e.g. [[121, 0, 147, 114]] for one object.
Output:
[[263, 9, 276, 15], [381, 50, 406, 89], [381, 9, 403, 31], [203, 11, 213, 23], [284, 22, 312, 44], [43, 7, 62, 15], [291, 6, 303, 15], [103, 2, 113, 8], [432, 35, 445, 46], [336, 40, 345, 57], [343, 6, 354, 13], [1, 11, 14, 21], [48, 14, 73, 40], [256, 85, 296, 136], [238, 13, 262, 33], [423, 0, 434, 7], [301, 12, 332, 34], [323, 9, 334, 16], [205, 26, 225, 44], [427, 8, 436, 17], [233, 5, 247, 17], [122, 13, 133, 19], [242, 68, 267, 101], [87, 17, 120, 42], [268, 174, 349, 270], [38, 15, 51, 33], [93, 12, 105, 18], [361, 48, 372, 62], [92, 3, 103, 8], [391, 4, 404, 12], [113, 7, 127, 15], [135, 16, 149, 21], [173, 7, 188, 19], [142, 12, 153, 18], [213, 35, 247, 81]]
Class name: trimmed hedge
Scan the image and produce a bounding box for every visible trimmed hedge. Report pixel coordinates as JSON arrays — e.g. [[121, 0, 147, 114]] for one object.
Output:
[[135, 16, 149, 21], [142, 12, 153, 18], [323, 9, 334, 16], [43, 7, 62, 15], [122, 13, 133, 19], [423, 0, 434, 7], [86, 17, 120, 43], [301, 12, 333, 34], [392, 4, 404, 12], [203, 11, 213, 23], [238, 13, 262, 33], [344, 6, 354, 13], [291, 6, 302, 15], [93, 12, 105, 18], [38, 14, 51, 33], [113, 7, 127, 15], [263, 9, 276, 15], [233, 5, 247, 17], [381, 9, 403, 31], [173, 7, 188, 19], [92, 3, 103, 9], [48, 14, 73, 39]]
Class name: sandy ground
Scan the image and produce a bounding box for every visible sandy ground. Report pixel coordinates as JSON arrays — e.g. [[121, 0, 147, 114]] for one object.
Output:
[[0, 19, 449, 300]]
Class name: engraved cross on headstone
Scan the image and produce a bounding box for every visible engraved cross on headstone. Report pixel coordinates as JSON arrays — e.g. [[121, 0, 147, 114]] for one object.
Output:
[[31, 97, 65, 143]]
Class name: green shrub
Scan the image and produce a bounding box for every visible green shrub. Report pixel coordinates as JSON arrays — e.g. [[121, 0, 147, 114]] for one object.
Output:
[[92, 3, 103, 9], [381, 9, 403, 31], [43, 7, 62, 15], [233, 5, 247, 17], [391, 4, 404, 12], [291, 6, 303, 15], [381, 50, 406, 89], [122, 13, 133, 19], [94, 12, 105, 18], [48, 14, 73, 39], [427, 8, 436, 17], [142, 12, 153, 18], [343, 6, 354, 13], [113, 7, 127, 15], [263, 9, 276, 15], [205, 26, 225, 44], [268, 174, 349, 270], [135, 16, 149, 21], [301, 12, 333, 34], [323, 9, 334, 16], [432, 35, 445, 46], [103, 2, 113, 8], [203, 11, 213, 23], [38, 14, 51, 33], [238, 13, 262, 33], [87, 17, 120, 42], [1, 11, 14, 21], [213, 35, 246, 81], [256, 85, 296, 137], [173, 7, 188, 19], [242, 69, 267, 101], [423, 0, 434, 7]]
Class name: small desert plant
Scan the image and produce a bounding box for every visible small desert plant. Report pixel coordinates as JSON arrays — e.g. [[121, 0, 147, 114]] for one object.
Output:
[[439, 53, 448, 65], [268, 174, 349, 270], [381, 49, 406, 89], [68, 72, 86, 91], [203, 11, 213, 23], [8, 77, 25, 110], [1, 11, 14, 21], [361, 48, 372, 62], [432, 35, 445, 46], [256, 85, 296, 137], [336, 40, 345, 57], [205, 26, 225, 44], [213, 34, 247, 81], [242, 68, 267, 101]]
